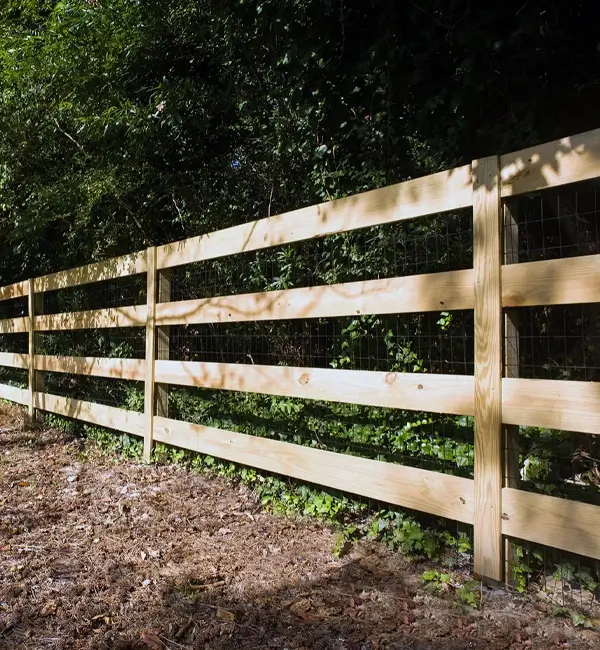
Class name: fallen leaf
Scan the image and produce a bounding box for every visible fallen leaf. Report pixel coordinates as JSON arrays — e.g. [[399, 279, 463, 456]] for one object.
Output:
[[40, 601, 57, 617], [216, 607, 236, 622], [140, 628, 165, 649], [289, 598, 317, 621]]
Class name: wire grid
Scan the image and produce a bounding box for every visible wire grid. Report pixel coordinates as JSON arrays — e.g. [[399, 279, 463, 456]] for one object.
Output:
[[512, 305, 600, 382], [169, 209, 473, 301], [502, 182, 600, 606], [0, 366, 27, 388], [508, 179, 600, 263], [0, 334, 28, 355], [42, 274, 146, 315], [167, 387, 474, 478], [38, 328, 145, 358], [42, 371, 144, 413], [169, 311, 474, 374], [505, 540, 600, 613], [0, 296, 27, 321]]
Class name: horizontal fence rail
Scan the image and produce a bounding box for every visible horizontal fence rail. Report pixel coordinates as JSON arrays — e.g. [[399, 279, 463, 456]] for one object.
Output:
[[1, 127, 600, 584]]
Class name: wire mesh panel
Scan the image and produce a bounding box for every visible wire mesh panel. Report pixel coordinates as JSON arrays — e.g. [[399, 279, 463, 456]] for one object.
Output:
[[169, 312, 474, 374], [169, 209, 473, 301], [0, 334, 28, 355], [42, 274, 146, 315], [38, 328, 145, 359], [0, 366, 28, 389], [512, 179, 600, 262], [42, 371, 144, 413], [0, 297, 27, 321], [502, 181, 600, 605]]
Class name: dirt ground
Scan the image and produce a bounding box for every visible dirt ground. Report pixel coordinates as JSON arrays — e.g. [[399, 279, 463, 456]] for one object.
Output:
[[1, 406, 599, 650]]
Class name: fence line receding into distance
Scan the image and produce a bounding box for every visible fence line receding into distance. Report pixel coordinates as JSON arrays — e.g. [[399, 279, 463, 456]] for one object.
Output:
[[1, 128, 600, 583]]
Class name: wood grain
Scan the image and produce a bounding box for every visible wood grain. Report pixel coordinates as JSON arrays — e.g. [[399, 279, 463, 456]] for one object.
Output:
[[34, 251, 147, 292], [0, 317, 28, 334], [156, 165, 473, 269], [472, 156, 503, 582], [0, 280, 28, 301], [35, 305, 147, 331], [153, 416, 475, 524], [155, 360, 475, 415], [501, 127, 600, 197], [502, 488, 600, 561], [34, 355, 145, 381], [502, 254, 600, 307], [0, 352, 28, 369], [34, 392, 145, 437], [155, 269, 474, 326], [503, 377, 600, 435], [0, 383, 29, 405]]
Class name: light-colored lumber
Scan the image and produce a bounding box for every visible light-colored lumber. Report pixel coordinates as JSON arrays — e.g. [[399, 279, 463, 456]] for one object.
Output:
[[501, 127, 600, 197], [156, 165, 473, 269], [0, 383, 29, 405], [0, 317, 28, 334], [34, 250, 147, 292], [502, 488, 600, 561], [503, 377, 600, 436], [502, 198, 521, 588], [155, 360, 475, 415], [472, 156, 503, 582], [0, 352, 28, 369], [34, 392, 145, 437], [156, 269, 171, 418], [153, 416, 475, 524], [34, 355, 145, 381], [502, 254, 600, 307], [155, 269, 474, 326], [35, 305, 147, 331], [143, 247, 157, 463], [0, 280, 28, 301]]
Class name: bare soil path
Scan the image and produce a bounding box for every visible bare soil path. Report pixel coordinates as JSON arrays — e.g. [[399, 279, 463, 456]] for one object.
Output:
[[0, 406, 598, 649]]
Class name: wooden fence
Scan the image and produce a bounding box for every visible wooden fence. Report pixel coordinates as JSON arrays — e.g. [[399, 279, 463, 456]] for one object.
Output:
[[1, 127, 600, 584]]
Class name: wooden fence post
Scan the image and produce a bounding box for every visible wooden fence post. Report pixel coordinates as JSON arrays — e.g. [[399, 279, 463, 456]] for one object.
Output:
[[473, 156, 503, 582], [27, 279, 44, 421], [503, 198, 521, 586], [143, 247, 157, 463], [156, 269, 171, 418]]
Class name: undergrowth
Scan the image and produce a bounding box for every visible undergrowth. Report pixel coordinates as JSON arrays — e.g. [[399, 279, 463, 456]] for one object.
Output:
[[41, 411, 600, 612]]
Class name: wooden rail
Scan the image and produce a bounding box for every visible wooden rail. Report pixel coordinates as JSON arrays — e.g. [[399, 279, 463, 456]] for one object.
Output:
[[153, 417, 476, 524], [1, 127, 600, 584], [35, 305, 147, 331], [0, 280, 28, 301], [155, 360, 475, 415], [0, 352, 28, 369], [0, 317, 28, 334], [154, 270, 474, 326], [34, 356, 145, 381]]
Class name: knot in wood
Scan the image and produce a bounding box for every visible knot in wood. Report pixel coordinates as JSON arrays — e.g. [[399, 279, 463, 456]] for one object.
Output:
[[298, 373, 310, 385]]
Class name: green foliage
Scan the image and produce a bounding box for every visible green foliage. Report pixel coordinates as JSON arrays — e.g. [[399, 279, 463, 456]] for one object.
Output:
[[421, 569, 451, 590]]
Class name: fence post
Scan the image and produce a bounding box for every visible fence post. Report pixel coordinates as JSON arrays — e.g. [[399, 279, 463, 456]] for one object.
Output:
[[503, 198, 521, 586], [143, 247, 157, 463], [156, 269, 171, 418], [472, 156, 503, 582], [27, 279, 44, 421]]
